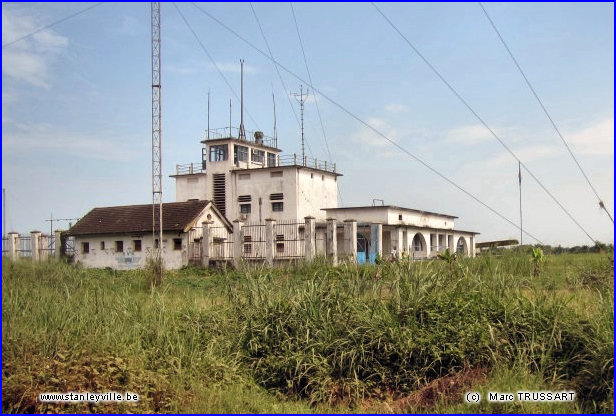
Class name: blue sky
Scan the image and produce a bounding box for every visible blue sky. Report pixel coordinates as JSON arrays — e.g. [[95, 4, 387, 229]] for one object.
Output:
[[2, 2, 613, 246]]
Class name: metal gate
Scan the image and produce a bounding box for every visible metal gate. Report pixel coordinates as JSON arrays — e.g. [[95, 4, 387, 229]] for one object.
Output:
[[210, 226, 234, 260], [274, 220, 305, 259], [241, 222, 266, 259]]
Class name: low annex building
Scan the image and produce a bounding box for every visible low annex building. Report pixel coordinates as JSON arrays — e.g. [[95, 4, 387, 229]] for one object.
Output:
[[67, 200, 230, 270]]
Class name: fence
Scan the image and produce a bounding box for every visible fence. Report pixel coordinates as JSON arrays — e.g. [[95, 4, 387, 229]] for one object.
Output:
[[241, 222, 266, 259], [2, 232, 71, 261], [210, 226, 234, 260], [273, 220, 305, 259], [2, 237, 8, 255]]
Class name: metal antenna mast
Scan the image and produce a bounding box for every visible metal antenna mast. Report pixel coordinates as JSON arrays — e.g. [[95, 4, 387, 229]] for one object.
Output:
[[239, 59, 246, 140], [272, 92, 277, 148], [292, 85, 308, 162], [207, 89, 210, 139], [151, 2, 163, 269]]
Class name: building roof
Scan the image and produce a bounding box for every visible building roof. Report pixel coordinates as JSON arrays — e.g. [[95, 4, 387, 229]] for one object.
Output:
[[201, 137, 282, 153], [232, 164, 342, 177], [67, 200, 228, 236], [323, 205, 458, 219]]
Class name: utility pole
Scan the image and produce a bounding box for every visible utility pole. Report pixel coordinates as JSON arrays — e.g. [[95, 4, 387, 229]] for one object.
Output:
[[45, 214, 80, 236], [238, 59, 246, 140], [292, 85, 308, 163], [207, 89, 210, 139], [2, 188, 5, 238], [151, 1, 163, 276], [518, 161, 523, 246], [272, 92, 277, 148]]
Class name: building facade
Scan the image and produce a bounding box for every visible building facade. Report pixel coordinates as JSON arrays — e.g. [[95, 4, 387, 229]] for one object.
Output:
[[171, 129, 340, 222]]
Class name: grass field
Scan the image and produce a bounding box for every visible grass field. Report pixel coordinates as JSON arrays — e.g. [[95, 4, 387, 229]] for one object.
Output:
[[2, 250, 613, 413]]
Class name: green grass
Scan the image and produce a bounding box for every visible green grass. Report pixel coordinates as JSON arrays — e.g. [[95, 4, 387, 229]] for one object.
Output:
[[2, 251, 613, 413]]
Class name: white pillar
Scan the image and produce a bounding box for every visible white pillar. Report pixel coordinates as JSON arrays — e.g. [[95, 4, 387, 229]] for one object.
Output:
[[54, 230, 63, 259], [233, 220, 243, 267], [326, 218, 337, 266], [201, 221, 212, 267], [304, 216, 316, 262], [8, 232, 18, 261], [31, 231, 41, 262], [343, 219, 357, 262], [370, 224, 383, 260], [40, 234, 48, 260], [265, 218, 275, 266]]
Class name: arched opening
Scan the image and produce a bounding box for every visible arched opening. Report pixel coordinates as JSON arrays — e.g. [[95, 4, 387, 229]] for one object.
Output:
[[412, 233, 427, 259], [456, 237, 468, 256]]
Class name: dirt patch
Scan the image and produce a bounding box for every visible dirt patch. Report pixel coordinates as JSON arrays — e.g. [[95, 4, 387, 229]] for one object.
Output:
[[391, 367, 487, 412], [2, 351, 175, 413]]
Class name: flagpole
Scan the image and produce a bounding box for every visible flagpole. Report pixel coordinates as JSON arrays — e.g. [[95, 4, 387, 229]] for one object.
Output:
[[519, 161, 523, 245]]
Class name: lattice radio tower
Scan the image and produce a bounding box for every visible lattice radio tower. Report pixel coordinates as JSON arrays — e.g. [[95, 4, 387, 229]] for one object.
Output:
[[151, 2, 163, 267]]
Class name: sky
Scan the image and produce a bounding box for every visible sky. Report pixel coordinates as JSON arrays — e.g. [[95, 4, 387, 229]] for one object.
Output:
[[2, 2, 613, 247]]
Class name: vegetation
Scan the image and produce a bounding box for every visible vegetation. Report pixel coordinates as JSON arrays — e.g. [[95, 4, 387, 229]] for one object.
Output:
[[2, 250, 613, 413]]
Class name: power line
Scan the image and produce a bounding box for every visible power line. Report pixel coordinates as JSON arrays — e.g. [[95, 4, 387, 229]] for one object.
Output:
[[172, 2, 260, 131], [370, 2, 596, 244], [248, 2, 313, 158], [188, 2, 545, 244], [290, 2, 333, 163], [478, 2, 613, 225], [249, 3, 301, 128], [2, 2, 105, 48]]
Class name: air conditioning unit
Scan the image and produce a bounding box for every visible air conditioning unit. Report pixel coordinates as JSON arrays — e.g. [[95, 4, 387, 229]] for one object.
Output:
[[240, 214, 249, 221]]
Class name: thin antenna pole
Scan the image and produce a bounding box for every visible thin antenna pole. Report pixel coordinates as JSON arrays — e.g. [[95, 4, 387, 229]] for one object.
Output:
[[292, 85, 308, 163], [239, 59, 246, 140], [2, 188, 5, 238], [272, 91, 277, 148], [519, 161, 523, 245], [151, 1, 163, 274], [207, 89, 210, 139], [49, 212, 53, 237], [229, 99, 232, 137]]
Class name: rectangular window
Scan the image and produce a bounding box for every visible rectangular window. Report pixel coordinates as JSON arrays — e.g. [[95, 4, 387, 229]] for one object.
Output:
[[100, 241, 105, 250], [272, 202, 283, 212], [240, 204, 251, 214], [82, 242, 89, 254], [243, 235, 252, 254], [251, 149, 264, 163], [270, 171, 283, 178], [239, 173, 251, 180], [133, 240, 142, 252], [209, 144, 228, 162], [270, 193, 284, 201], [235, 145, 248, 162], [173, 238, 182, 251], [115, 241, 123, 253], [267, 152, 276, 167], [276, 235, 285, 253], [238, 195, 251, 202]]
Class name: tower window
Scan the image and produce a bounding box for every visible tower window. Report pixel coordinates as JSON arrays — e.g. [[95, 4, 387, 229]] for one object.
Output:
[[272, 202, 284, 212], [240, 204, 251, 214]]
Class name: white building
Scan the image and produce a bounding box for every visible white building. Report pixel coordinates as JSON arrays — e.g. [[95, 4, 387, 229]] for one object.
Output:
[[172, 129, 340, 222], [67, 200, 231, 269]]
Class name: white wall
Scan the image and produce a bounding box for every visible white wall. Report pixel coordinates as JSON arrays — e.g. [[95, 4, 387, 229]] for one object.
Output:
[[175, 174, 208, 201], [323, 207, 390, 224], [73, 204, 229, 270], [296, 169, 338, 221], [386, 208, 455, 229], [74, 232, 187, 270]]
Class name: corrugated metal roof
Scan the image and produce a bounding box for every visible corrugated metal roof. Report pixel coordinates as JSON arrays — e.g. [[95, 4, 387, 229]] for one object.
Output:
[[67, 200, 212, 236]]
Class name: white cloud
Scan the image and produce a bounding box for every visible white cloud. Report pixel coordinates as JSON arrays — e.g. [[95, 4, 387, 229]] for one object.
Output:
[[2, 123, 142, 163], [483, 144, 561, 168], [445, 124, 494, 145], [349, 117, 397, 148], [385, 103, 408, 113], [2, 8, 68, 88], [567, 117, 614, 156]]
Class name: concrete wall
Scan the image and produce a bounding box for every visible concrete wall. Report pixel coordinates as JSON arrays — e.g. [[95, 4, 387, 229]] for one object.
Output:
[[386, 208, 455, 230], [230, 168, 298, 222], [176, 173, 208, 201], [296, 169, 338, 221], [72, 204, 229, 270], [324, 207, 389, 224]]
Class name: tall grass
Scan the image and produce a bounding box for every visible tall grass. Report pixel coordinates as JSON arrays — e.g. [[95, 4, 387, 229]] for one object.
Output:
[[2, 251, 613, 413]]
